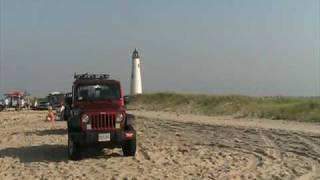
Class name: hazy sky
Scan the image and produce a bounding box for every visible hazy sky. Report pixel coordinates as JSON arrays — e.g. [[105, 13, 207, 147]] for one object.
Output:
[[0, 0, 319, 97]]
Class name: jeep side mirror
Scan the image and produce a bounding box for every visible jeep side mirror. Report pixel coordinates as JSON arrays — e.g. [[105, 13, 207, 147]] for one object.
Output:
[[65, 96, 72, 107], [124, 95, 130, 105]]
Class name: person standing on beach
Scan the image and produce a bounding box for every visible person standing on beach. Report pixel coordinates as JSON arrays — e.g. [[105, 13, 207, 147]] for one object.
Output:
[[46, 106, 56, 127], [4, 98, 9, 109]]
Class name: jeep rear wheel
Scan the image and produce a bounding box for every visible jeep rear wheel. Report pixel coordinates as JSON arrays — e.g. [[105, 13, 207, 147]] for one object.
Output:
[[122, 139, 136, 156], [68, 136, 81, 160]]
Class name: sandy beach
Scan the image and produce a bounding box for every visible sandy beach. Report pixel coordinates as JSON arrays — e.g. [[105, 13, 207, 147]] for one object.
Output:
[[0, 110, 319, 179]]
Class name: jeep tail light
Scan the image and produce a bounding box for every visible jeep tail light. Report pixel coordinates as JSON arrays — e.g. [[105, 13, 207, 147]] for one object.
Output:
[[81, 114, 89, 124]]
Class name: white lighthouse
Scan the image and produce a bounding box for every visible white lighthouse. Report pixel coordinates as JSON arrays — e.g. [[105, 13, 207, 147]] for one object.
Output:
[[130, 49, 143, 95]]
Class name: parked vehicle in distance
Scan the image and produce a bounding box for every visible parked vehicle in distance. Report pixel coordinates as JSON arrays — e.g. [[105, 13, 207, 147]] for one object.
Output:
[[63, 92, 72, 121], [48, 92, 65, 120], [0, 100, 4, 111], [48, 92, 64, 107], [36, 101, 50, 110], [4, 91, 26, 110], [66, 73, 136, 160]]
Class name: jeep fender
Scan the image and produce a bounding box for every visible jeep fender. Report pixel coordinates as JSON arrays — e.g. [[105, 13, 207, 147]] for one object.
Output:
[[125, 114, 135, 128], [68, 116, 82, 132]]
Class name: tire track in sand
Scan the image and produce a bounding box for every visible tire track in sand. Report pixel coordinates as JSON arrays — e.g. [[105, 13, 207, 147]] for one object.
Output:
[[257, 131, 290, 179], [217, 142, 264, 180], [296, 135, 320, 180], [259, 131, 282, 161]]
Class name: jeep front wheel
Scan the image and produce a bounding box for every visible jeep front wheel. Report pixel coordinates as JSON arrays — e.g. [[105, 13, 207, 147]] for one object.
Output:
[[68, 136, 81, 160], [122, 139, 136, 156]]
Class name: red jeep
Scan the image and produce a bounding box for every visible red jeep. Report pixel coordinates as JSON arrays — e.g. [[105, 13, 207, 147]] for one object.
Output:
[[66, 73, 136, 160]]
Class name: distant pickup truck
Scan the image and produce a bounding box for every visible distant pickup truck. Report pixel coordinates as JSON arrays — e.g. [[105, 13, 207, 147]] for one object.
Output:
[[0, 100, 4, 111], [47, 92, 65, 120], [35, 101, 50, 110]]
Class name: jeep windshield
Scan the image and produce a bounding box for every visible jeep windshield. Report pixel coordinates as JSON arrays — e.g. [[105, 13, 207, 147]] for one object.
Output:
[[76, 84, 121, 101]]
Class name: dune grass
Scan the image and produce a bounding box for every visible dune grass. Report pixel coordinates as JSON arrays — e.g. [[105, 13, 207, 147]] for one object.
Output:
[[128, 93, 320, 122]]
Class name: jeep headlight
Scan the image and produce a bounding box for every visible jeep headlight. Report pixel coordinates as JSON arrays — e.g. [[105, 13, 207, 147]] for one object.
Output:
[[81, 114, 89, 123], [115, 113, 124, 123]]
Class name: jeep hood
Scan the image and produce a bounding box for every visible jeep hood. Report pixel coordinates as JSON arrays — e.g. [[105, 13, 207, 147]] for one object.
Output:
[[75, 100, 124, 111]]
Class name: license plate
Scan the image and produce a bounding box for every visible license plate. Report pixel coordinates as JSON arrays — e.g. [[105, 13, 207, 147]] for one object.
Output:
[[98, 133, 110, 142]]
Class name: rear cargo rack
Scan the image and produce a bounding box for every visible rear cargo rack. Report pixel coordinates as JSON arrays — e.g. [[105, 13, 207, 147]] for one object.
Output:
[[74, 73, 110, 80]]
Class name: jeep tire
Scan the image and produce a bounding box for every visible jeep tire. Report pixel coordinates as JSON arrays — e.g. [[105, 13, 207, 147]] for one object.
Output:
[[122, 126, 136, 156], [68, 136, 81, 160], [122, 139, 136, 156]]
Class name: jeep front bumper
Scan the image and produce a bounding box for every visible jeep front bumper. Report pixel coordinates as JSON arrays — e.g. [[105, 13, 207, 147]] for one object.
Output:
[[69, 130, 136, 147]]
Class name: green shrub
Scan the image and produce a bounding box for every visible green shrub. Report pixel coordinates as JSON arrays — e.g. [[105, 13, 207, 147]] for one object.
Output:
[[128, 93, 320, 122]]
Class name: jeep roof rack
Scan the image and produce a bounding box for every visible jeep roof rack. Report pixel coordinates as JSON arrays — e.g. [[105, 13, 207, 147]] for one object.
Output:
[[74, 73, 110, 80]]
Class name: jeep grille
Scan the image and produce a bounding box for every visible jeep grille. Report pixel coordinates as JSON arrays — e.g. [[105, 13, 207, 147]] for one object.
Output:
[[90, 113, 116, 130]]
